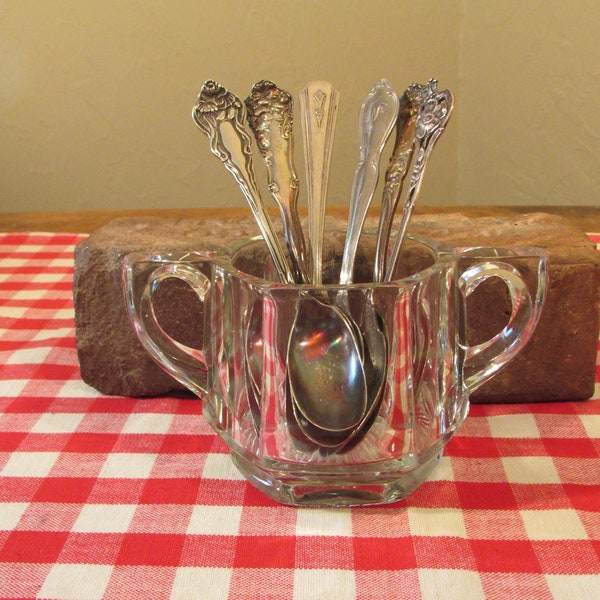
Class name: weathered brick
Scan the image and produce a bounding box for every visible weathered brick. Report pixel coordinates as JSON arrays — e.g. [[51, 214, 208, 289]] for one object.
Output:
[[73, 213, 600, 402]]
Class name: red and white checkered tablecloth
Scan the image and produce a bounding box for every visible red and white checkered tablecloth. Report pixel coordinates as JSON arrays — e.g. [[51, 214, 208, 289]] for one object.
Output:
[[0, 231, 599, 600]]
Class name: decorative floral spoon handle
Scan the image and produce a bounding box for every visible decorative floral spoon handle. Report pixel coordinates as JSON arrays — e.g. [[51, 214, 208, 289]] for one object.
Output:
[[246, 81, 309, 283], [192, 80, 294, 284], [339, 79, 399, 285], [385, 80, 454, 282], [373, 83, 428, 283], [299, 81, 340, 284]]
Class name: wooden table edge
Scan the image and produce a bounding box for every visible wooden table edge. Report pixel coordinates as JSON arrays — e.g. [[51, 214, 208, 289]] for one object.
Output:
[[1, 205, 599, 234]]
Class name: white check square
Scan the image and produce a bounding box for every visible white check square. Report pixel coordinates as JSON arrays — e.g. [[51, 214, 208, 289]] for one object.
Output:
[[427, 455, 454, 481], [0, 380, 29, 397], [16, 244, 46, 252], [186, 505, 243, 535], [546, 574, 600, 599], [488, 413, 540, 438], [418, 569, 485, 600], [520, 509, 588, 540], [408, 507, 467, 538], [0, 502, 28, 530], [39, 563, 113, 600], [31, 273, 66, 283], [72, 504, 137, 533], [31, 412, 85, 434], [4, 347, 51, 365], [0, 258, 27, 267], [12, 290, 43, 301], [202, 453, 245, 480], [32, 327, 75, 342], [579, 414, 600, 437], [122, 412, 174, 435], [98, 453, 157, 479], [57, 380, 103, 398], [502, 456, 561, 484], [293, 569, 356, 600], [0, 306, 29, 319], [0, 451, 59, 477], [171, 567, 231, 600], [49, 258, 74, 268], [295, 508, 353, 537]]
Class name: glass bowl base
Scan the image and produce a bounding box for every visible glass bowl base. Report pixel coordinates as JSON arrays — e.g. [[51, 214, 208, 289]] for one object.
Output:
[[230, 450, 443, 507]]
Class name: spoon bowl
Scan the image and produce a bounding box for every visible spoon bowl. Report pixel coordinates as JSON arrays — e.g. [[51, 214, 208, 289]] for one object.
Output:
[[287, 292, 367, 433]]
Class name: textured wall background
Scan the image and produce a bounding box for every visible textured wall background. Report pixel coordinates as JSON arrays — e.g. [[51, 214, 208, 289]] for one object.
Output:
[[1, 1, 598, 213]]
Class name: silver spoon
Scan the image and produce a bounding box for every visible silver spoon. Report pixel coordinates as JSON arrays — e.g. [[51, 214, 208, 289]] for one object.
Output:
[[299, 81, 339, 284], [245, 80, 310, 283], [385, 80, 454, 282], [373, 83, 428, 283], [283, 82, 367, 443], [241, 78, 366, 444], [332, 80, 398, 449], [339, 79, 399, 285], [192, 80, 295, 284], [286, 292, 367, 434], [285, 377, 353, 451]]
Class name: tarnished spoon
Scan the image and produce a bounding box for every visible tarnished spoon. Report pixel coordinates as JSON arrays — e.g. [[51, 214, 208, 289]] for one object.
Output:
[[192, 80, 294, 284], [299, 81, 339, 284], [373, 82, 428, 283], [286, 292, 367, 434], [334, 80, 398, 449], [339, 79, 399, 285], [385, 80, 454, 282], [278, 82, 368, 443], [246, 80, 309, 283]]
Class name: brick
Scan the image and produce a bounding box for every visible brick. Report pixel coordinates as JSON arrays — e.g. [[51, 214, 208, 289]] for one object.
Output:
[[73, 213, 600, 402]]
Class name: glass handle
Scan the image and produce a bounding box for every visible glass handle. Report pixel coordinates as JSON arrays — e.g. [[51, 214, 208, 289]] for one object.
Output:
[[459, 253, 547, 393], [123, 253, 213, 397]]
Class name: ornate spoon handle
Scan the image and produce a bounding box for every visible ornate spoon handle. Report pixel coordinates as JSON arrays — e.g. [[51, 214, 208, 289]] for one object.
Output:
[[246, 81, 309, 283], [373, 83, 428, 282], [299, 81, 340, 284], [192, 80, 294, 284], [339, 79, 399, 285], [385, 80, 454, 282]]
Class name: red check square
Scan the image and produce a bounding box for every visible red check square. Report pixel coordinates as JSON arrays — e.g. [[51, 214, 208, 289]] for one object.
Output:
[[562, 484, 600, 512], [139, 477, 201, 505], [116, 533, 186, 566], [62, 432, 119, 453], [0, 432, 27, 451], [456, 482, 518, 510], [353, 536, 417, 570], [234, 535, 296, 569], [33, 477, 96, 503], [470, 539, 542, 573], [0, 530, 68, 563]]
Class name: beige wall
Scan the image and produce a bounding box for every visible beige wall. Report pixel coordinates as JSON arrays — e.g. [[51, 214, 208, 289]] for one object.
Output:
[[459, 1, 600, 206], [0, 1, 598, 214]]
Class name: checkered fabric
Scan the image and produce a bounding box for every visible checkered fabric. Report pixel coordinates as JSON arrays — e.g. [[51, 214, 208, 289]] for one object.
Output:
[[1, 231, 599, 600]]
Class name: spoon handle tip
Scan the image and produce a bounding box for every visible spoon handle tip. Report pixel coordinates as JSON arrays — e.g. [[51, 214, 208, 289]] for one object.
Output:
[[245, 80, 310, 284], [192, 80, 295, 284], [299, 81, 340, 284]]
